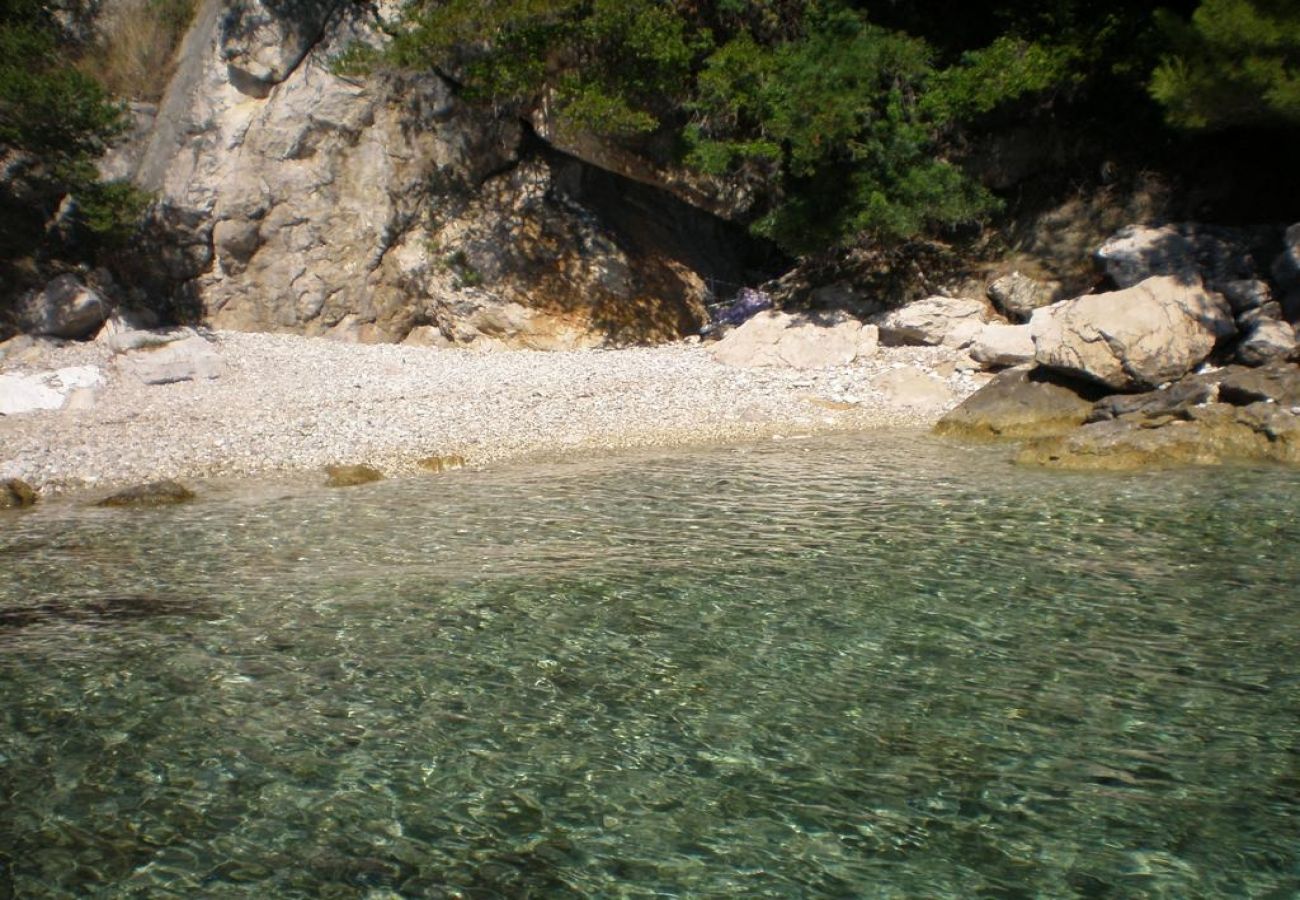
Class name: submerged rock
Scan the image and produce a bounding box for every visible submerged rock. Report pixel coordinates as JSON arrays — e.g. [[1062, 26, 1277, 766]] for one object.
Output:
[[0, 479, 37, 509], [418, 454, 466, 473], [934, 367, 1104, 440], [97, 480, 197, 507], [325, 464, 383, 487], [1031, 275, 1234, 391]]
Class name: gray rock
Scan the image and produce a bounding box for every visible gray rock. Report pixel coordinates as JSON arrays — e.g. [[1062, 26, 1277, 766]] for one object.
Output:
[[711, 311, 878, 369], [1096, 224, 1262, 290], [1236, 319, 1296, 367], [1273, 222, 1300, 289], [969, 323, 1035, 369], [987, 271, 1059, 321], [1217, 362, 1300, 408], [934, 366, 1104, 440], [1087, 374, 1218, 422], [119, 335, 223, 384], [17, 275, 110, 339], [874, 296, 996, 348], [1219, 279, 1272, 313], [1031, 275, 1235, 391]]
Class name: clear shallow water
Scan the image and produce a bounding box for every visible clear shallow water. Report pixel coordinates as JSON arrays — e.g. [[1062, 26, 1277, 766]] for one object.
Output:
[[1, 433, 1298, 899]]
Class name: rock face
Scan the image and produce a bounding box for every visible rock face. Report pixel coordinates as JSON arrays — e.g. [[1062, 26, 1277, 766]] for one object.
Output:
[[874, 296, 996, 348], [1031, 275, 1234, 391], [118, 0, 748, 347], [17, 275, 110, 339], [710, 311, 878, 369], [934, 367, 1104, 440]]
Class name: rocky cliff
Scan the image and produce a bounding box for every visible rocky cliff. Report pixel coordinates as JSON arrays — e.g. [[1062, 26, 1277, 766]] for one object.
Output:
[[111, 0, 765, 347]]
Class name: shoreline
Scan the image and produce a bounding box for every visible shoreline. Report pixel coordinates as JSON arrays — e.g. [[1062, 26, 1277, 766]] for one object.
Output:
[[0, 331, 983, 501]]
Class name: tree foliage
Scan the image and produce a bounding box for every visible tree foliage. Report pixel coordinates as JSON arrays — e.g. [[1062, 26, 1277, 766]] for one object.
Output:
[[1151, 0, 1300, 129]]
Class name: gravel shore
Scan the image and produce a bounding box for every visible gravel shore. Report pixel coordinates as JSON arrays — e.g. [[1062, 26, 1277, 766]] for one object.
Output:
[[0, 331, 982, 496]]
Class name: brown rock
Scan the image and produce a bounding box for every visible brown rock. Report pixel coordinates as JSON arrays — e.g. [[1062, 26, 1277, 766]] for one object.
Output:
[[96, 480, 196, 507], [417, 454, 466, 473], [934, 367, 1104, 440], [0, 479, 37, 509], [325, 465, 383, 487]]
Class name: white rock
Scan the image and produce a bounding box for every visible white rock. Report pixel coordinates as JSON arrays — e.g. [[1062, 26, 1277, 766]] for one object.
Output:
[[870, 366, 956, 410], [0, 366, 104, 415], [970, 323, 1036, 369], [711, 311, 878, 369], [119, 336, 223, 385], [1031, 275, 1235, 391], [875, 296, 996, 348]]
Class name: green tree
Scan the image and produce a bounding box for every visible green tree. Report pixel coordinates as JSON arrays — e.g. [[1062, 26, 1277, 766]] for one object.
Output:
[[1151, 0, 1300, 129]]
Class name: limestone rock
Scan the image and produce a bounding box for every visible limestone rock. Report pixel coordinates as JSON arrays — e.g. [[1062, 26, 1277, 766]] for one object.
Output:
[[1031, 275, 1235, 391], [934, 366, 1103, 440], [987, 272, 1059, 321], [96, 480, 197, 507], [711, 311, 878, 369], [1018, 402, 1300, 470], [875, 296, 995, 348], [870, 367, 955, 411], [0, 479, 37, 509], [1217, 362, 1300, 408], [1096, 224, 1264, 290], [17, 275, 110, 339], [1236, 318, 1296, 367], [969, 323, 1035, 369], [119, 335, 223, 384], [325, 464, 383, 487], [0, 366, 104, 415]]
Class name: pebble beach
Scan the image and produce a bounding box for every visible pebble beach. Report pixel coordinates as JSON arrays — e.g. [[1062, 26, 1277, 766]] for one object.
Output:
[[0, 331, 984, 497]]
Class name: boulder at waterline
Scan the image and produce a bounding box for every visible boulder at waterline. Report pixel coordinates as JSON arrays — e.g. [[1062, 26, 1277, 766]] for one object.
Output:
[[1031, 275, 1235, 391], [934, 366, 1105, 440], [96, 481, 197, 507], [987, 271, 1059, 321], [325, 465, 384, 487], [969, 323, 1035, 369], [0, 479, 37, 509], [418, 455, 466, 473], [710, 311, 878, 369], [1017, 402, 1300, 470], [874, 296, 996, 348], [17, 275, 110, 339]]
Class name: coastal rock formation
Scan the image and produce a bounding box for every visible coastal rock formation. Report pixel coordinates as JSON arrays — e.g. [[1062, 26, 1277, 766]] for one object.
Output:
[[934, 367, 1103, 440], [1095, 224, 1268, 290], [987, 272, 1059, 321], [118, 334, 223, 384], [17, 275, 110, 339], [969, 323, 1035, 369], [1030, 275, 1234, 391], [874, 296, 997, 348], [112, 0, 751, 347], [0, 366, 103, 415], [710, 311, 878, 369], [1236, 318, 1296, 366]]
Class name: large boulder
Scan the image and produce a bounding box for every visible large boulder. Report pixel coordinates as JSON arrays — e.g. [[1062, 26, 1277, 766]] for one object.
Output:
[[1236, 319, 1296, 367], [874, 296, 996, 348], [711, 311, 878, 369], [969, 323, 1035, 369], [1031, 275, 1235, 391], [1096, 224, 1265, 290], [17, 275, 110, 339], [987, 271, 1059, 321], [934, 366, 1104, 440]]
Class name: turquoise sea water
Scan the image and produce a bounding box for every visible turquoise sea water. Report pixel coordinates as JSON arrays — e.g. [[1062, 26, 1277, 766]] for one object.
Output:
[[1, 432, 1298, 898]]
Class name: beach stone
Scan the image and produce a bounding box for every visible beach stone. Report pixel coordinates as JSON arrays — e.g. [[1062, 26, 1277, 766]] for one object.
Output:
[[418, 454, 466, 472], [1031, 275, 1235, 391], [875, 296, 995, 348], [1235, 319, 1296, 367], [0, 366, 104, 415], [711, 311, 878, 369], [871, 366, 955, 411], [17, 274, 110, 339], [325, 464, 383, 487], [987, 271, 1059, 321], [934, 366, 1104, 440], [969, 323, 1035, 369], [96, 480, 196, 507], [119, 335, 223, 385], [0, 479, 37, 509]]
